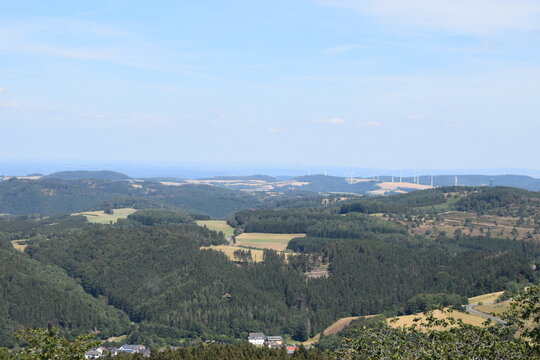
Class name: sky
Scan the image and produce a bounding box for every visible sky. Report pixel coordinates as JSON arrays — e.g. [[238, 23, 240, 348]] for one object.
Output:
[[1, 0, 540, 172]]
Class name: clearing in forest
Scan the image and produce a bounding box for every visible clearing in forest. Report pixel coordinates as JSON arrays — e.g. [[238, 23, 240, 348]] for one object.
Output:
[[196, 220, 235, 238], [11, 240, 29, 252], [235, 232, 306, 251], [73, 208, 137, 224]]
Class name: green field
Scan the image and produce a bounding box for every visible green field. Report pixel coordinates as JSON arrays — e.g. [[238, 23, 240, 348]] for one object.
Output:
[[196, 220, 235, 238], [235, 232, 306, 251], [73, 208, 137, 224]]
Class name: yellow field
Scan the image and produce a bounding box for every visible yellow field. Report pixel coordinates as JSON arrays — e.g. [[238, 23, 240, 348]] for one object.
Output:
[[475, 300, 511, 316], [11, 240, 29, 252], [203, 244, 298, 263], [469, 291, 504, 305], [388, 309, 487, 329], [202, 245, 266, 262], [196, 220, 235, 238], [368, 181, 433, 195], [235, 233, 306, 251], [73, 208, 137, 224]]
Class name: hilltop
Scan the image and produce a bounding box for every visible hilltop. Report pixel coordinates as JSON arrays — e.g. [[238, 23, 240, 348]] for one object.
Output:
[[45, 170, 130, 181]]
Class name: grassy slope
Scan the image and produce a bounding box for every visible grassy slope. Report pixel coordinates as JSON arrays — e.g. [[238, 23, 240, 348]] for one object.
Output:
[[235, 233, 306, 251], [196, 220, 235, 238], [74, 208, 137, 224]]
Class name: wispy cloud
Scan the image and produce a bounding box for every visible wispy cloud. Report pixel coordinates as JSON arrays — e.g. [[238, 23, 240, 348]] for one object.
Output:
[[312, 117, 346, 124], [0, 88, 4, 93], [326, 44, 364, 54], [317, 0, 540, 35], [267, 128, 280, 133], [0, 17, 211, 79], [359, 121, 381, 128], [2, 101, 21, 108]]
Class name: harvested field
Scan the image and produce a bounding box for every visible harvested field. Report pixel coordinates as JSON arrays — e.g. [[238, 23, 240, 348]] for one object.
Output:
[[475, 300, 511, 316], [368, 181, 433, 195], [388, 309, 487, 329], [203, 245, 274, 263], [159, 181, 183, 186], [196, 220, 235, 238], [73, 208, 137, 224], [235, 232, 306, 251], [469, 291, 504, 305]]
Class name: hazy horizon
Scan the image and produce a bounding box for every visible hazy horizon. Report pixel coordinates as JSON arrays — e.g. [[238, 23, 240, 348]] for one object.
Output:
[[2, 160, 540, 179]]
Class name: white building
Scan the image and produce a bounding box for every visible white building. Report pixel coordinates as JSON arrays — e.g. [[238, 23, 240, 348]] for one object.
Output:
[[248, 333, 266, 346], [85, 347, 105, 359]]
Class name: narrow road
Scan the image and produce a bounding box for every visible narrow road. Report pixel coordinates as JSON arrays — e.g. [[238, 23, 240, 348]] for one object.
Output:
[[464, 303, 507, 326]]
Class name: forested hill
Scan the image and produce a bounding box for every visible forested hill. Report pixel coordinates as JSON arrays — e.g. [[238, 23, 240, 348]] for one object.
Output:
[[19, 200, 540, 346], [45, 170, 130, 181], [0, 178, 260, 218], [338, 186, 540, 216], [1, 185, 540, 348], [0, 237, 130, 346]]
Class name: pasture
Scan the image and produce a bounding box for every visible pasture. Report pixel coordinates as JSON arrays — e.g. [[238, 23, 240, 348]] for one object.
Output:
[[73, 208, 137, 224], [196, 220, 235, 238], [235, 232, 306, 251], [402, 211, 540, 242]]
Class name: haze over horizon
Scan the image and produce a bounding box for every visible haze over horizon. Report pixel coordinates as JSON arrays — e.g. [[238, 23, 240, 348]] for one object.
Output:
[[1, 1, 540, 170]]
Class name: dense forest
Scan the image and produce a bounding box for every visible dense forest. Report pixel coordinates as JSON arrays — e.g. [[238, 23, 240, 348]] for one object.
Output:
[[1, 185, 540, 349], [0, 238, 130, 346], [338, 186, 540, 217]]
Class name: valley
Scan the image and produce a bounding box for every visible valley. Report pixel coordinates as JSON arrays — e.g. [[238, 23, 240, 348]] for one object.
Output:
[[0, 171, 539, 355]]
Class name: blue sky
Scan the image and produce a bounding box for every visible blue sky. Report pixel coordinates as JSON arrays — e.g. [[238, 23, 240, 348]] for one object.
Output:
[[1, 0, 540, 171]]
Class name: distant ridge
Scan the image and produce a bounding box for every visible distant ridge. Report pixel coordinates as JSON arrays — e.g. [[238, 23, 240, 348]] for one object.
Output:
[[199, 174, 277, 182], [45, 170, 130, 181]]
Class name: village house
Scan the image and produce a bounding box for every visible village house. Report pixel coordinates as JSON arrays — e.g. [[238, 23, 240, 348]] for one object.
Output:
[[286, 345, 298, 355], [111, 344, 150, 357], [84, 346, 106, 359], [266, 336, 283, 345], [248, 333, 266, 346]]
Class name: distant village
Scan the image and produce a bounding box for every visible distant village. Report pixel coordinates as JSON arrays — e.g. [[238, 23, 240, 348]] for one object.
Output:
[[85, 344, 150, 358], [247, 333, 298, 354], [85, 334, 297, 358]]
